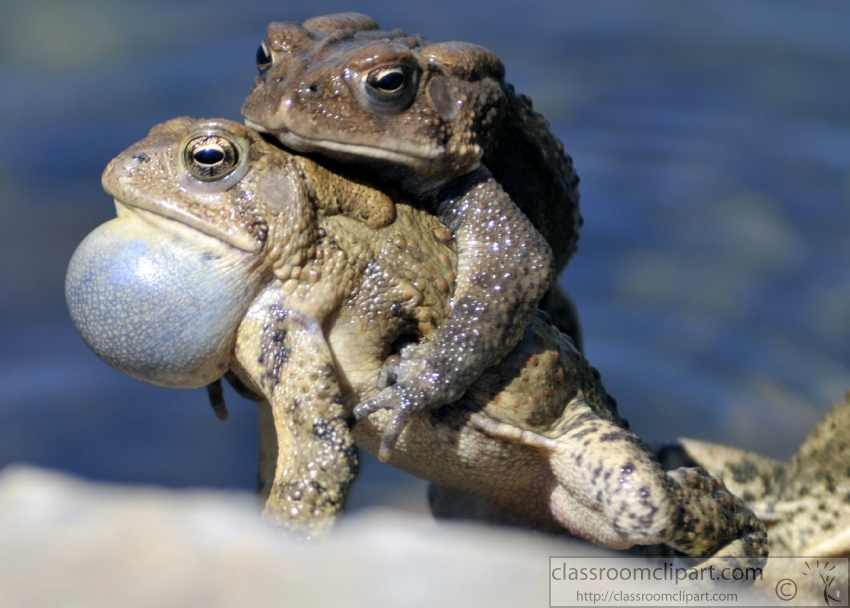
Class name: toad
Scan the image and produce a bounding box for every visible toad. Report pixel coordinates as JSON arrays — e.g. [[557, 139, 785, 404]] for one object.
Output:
[[655, 395, 850, 601], [67, 118, 766, 565], [68, 116, 452, 534], [242, 13, 583, 458]]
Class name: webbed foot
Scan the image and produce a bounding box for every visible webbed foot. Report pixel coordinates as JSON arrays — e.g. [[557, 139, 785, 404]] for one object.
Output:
[[354, 357, 439, 461]]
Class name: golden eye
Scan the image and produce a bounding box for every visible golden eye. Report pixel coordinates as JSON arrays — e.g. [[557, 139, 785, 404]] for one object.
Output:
[[183, 135, 240, 181]]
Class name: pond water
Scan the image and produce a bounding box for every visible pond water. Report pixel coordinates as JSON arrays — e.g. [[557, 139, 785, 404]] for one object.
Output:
[[0, 0, 848, 510]]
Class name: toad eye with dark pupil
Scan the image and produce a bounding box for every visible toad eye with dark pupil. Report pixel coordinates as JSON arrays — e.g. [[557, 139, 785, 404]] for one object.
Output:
[[369, 68, 407, 92], [184, 135, 239, 181], [193, 146, 225, 165]]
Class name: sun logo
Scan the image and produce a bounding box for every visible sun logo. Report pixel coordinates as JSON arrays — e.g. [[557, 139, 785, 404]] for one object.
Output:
[[801, 560, 843, 607]]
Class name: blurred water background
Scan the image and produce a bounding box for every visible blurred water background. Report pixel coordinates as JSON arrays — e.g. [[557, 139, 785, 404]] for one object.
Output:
[[0, 0, 848, 511]]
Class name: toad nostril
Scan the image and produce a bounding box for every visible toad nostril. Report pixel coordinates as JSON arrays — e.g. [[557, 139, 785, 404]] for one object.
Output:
[[300, 83, 321, 96]]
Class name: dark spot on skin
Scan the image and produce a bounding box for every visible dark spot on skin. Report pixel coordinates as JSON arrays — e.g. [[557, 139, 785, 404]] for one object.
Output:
[[571, 428, 593, 441], [635, 488, 659, 527], [571, 412, 599, 427], [621, 461, 635, 476], [823, 473, 837, 493], [258, 345, 290, 388], [305, 481, 341, 508], [312, 418, 359, 476], [258, 306, 291, 388], [313, 419, 334, 440], [729, 460, 759, 484], [822, 521, 835, 531]]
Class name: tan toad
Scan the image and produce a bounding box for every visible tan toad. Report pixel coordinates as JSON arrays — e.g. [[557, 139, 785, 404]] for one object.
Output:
[[68, 117, 456, 534], [656, 395, 850, 601], [67, 118, 766, 567]]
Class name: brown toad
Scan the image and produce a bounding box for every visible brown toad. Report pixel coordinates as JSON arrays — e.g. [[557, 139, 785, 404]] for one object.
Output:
[[242, 13, 582, 457], [67, 118, 767, 565]]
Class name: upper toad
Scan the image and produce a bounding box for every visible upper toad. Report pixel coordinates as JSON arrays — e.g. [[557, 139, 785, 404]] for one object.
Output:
[[242, 13, 582, 457]]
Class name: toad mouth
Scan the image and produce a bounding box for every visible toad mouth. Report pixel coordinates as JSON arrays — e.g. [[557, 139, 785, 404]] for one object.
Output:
[[111, 198, 263, 254], [244, 118, 444, 164]]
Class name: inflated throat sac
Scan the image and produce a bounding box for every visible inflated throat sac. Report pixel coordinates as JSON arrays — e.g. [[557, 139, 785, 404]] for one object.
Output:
[[66, 214, 263, 388]]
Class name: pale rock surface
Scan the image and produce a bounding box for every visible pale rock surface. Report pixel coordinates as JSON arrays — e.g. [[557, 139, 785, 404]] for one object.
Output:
[[0, 464, 599, 607]]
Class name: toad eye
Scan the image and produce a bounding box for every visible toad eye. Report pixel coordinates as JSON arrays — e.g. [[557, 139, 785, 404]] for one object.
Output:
[[256, 41, 273, 75], [362, 65, 418, 111], [183, 135, 240, 181], [367, 67, 408, 92]]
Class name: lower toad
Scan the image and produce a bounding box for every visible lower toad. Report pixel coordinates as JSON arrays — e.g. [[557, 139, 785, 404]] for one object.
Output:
[[67, 118, 766, 566]]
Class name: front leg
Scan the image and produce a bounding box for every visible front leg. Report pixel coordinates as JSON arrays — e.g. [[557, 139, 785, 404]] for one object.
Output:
[[235, 302, 358, 537], [355, 167, 555, 460]]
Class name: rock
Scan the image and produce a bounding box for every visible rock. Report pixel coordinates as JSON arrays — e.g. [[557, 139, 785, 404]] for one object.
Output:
[[0, 465, 597, 607]]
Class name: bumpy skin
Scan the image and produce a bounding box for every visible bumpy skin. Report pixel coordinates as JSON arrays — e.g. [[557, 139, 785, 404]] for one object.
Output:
[[71, 118, 460, 536], [242, 13, 580, 269], [656, 396, 850, 600], [69, 117, 766, 563], [358, 167, 555, 459], [361, 313, 767, 566], [242, 13, 581, 456]]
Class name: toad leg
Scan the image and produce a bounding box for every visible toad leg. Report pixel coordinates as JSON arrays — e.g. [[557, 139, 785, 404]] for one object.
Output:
[[235, 305, 358, 537], [355, 167, 555, 460], [470, 401, 768, 567]]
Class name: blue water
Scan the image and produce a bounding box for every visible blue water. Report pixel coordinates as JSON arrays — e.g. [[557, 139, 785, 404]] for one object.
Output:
[[1, 1, 848, 507]]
